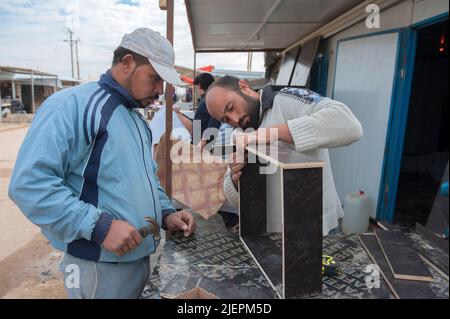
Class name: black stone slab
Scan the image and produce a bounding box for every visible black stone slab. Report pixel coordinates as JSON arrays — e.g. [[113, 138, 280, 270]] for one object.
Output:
[[374, 229, 433, 282], [142, 215, 277, 300], [410, 230, 449, 280], [283, 168, 323, 298], [426, 164, 449, 234], [239, 160, 267, 237], [359, 234, 438, 299], [415, 223, 449, 253], [239, 142, 324, 299], [242, 233, 282, 294], [413, 244, 449, 281]]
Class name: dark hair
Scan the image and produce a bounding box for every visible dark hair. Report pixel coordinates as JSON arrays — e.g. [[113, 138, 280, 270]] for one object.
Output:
[[112, 47, 149, 66], [206, 75, 241, 94], [194, 73, 215, 91]]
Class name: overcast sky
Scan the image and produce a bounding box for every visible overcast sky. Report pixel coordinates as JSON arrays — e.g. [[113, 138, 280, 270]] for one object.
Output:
[[0, 0, 265, 80]]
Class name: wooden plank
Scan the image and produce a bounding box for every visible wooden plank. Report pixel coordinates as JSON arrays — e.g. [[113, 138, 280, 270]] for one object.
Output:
[[163, 0, 174, 198], [159, 0, 167, 10], [246, 142, 324, 170], [377, 221, 391, 231], [416, 248, 449, 281], [374, 229, 433, 282], [359, 234, 438, 299], [239, 160, 282, 298], [411, 226, 449, 280], [377, 220, 400, 231], [283, 168, 322, 298], [369, 218, 401, 231], [369, 222, 448, 280], [415, 223, 449, 253], [239, 146, 323, 298], [369, 218, 447, 279], [239, 161, 267, 237]]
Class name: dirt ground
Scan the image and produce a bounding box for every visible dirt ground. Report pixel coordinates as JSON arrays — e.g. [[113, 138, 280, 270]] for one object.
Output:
[[0, 123, 66, 299]]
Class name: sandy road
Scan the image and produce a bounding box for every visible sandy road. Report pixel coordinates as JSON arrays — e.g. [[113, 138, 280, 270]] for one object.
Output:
[[0, 124, 65, 299]]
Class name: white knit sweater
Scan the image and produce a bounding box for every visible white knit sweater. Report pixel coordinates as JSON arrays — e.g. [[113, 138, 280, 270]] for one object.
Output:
[[223, 87, 363, 236]]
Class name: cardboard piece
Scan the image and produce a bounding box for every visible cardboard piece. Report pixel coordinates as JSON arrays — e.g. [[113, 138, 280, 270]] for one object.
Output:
[[174, 287, 219, 299]]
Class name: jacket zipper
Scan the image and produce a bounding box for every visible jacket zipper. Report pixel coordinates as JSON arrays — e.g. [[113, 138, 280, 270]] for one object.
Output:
[[128, 110, 159, 248]]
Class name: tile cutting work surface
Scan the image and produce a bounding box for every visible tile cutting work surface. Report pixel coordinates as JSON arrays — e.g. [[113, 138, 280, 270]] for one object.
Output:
[[141, 215, 447, 299], [142, 224, 277, 299]]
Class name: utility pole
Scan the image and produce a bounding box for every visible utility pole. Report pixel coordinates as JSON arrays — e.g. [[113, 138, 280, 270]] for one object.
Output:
[[193, 52, 197, 111], [64, 29, 75, 78], [75, 39, 81, 79], [247, 52, 253, 71]]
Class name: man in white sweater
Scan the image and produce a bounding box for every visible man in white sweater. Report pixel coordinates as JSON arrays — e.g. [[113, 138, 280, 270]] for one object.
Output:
[[205, 76, 363, 236]]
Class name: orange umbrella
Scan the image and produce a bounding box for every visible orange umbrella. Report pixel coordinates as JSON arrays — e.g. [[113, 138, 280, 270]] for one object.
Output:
[[181, 76, 194, 84], [198, 65, 214, 73]]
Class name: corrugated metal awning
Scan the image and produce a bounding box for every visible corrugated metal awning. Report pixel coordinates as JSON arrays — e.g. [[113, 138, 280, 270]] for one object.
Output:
[[0, 65, 57, 77], [185, 0, 365, 52]]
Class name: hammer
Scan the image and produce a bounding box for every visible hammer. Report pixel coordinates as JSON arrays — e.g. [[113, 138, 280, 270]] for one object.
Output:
[[138, 216, 161, 241]]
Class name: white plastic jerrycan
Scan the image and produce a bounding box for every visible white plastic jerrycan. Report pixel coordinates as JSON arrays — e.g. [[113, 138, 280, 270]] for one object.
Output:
[[342, 191, 371, 234]]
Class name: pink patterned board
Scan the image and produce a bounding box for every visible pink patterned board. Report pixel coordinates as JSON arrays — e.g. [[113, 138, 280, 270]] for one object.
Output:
[[156, 139, 228, 220]]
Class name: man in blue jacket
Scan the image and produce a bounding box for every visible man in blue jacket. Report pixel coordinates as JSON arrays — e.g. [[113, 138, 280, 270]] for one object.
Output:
[[8, 28, 196, 299]]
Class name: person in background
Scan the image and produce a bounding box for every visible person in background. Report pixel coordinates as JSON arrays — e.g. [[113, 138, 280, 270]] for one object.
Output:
[[193, 73, 221, 149], [173, 92, 178, 104], [214, 122, 239, 229], [11, 95, 25, 113]]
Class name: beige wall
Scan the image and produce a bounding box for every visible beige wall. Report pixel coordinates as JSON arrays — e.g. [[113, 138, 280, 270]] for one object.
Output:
[[321, 0, 449, 97]]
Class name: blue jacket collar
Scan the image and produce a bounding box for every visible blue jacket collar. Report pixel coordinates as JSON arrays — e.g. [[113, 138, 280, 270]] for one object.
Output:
[[98, 70, 140, 109], [260, 85, 277, 111]]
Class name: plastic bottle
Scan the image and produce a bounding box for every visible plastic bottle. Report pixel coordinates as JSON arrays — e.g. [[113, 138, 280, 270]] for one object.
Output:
[[342, 191, 371, 234]]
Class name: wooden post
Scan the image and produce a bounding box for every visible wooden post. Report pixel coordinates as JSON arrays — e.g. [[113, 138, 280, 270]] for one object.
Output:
[[31, 71, 35, 113], [193, 52, 197, 111], [75, 40, 80, 79], [0, 83, 2, 123], [11, 80, 16, 100], [163, 0, 174, 198], [69, 29, 74, 79], [247, 52, 253, 71]]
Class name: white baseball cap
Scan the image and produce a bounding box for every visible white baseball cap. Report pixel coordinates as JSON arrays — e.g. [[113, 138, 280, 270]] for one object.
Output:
[[120, 27, 184, 86]]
